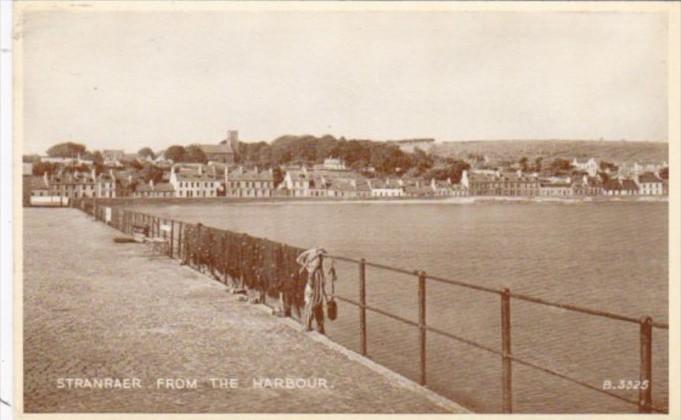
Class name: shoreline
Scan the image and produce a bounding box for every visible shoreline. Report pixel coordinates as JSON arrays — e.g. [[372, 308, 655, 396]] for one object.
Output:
[[67, 194, 669, 208]]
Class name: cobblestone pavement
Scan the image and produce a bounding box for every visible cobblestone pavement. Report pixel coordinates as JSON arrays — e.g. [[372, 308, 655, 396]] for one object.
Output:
[[23, 209, 465, 413]]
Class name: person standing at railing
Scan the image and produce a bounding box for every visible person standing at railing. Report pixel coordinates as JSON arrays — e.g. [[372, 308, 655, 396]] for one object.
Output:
[[297, 247, 328, 334]]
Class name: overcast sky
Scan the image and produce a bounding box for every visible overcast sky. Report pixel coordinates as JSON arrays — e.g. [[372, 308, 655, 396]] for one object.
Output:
[[21, 9, 668, 154]]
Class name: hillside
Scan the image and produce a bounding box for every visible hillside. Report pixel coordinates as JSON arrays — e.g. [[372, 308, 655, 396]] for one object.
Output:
[[430, 140, 668, 164]]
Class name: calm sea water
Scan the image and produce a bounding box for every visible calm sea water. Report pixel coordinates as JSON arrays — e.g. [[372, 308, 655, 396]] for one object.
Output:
[[133, 200, 668, 413]]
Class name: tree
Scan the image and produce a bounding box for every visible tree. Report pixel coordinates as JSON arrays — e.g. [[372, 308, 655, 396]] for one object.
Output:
[[534, 157, 543, 172], [272, 167, 285, 187], [549, 158, 573, 175], [46, 142, 86, 158], [129, 159, 143, 170], [138, 147, 155, 159], [184, 145, 208, 163], [519, 156, 529, 172], [599, 160, 618, 172], [141, 164, 164, 184], [32, 161, 56, 176], [659, 167, 668, 180], [164, 145, 186, 162]]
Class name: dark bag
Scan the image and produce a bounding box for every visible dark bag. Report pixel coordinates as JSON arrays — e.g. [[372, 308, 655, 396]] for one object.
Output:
[[327, 298, 337, 321]]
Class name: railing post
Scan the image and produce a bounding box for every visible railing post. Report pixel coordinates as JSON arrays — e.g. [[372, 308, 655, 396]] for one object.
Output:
[[418, 270, 427, 386], [177, 222, 183, 259], [169, 220, 174, 258], [639, 316, 653, 413], [501, 288, 512, 413], [359, 258, 367, 356]]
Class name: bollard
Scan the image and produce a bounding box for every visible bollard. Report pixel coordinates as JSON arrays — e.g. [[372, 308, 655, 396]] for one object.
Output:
[[501, 288, 512, 413], [639, 316, 653, 413], [418, 271, 427, 386], [359, 259, 367, 356]]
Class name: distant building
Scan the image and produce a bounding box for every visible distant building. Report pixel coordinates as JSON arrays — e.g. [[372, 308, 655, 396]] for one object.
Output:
[[119, 153, 140, 164], [572, 175, 603, 196], [369, 179, 405, 197], [281, 167, 312, 197], [195, 130, 240, 163], [462, 169, 540, 196], [632, 161, 667, 176], [636, 172, 664, 195], [571, 158, 599, 177], [621, 179, 639, 195], [169, 164, 220, 198], [224, 167, 275, 198], [313, 158, 348, 171], [603, 179, 623, 196], [44, 169, 117, 199], [102, 150, 125, 162], [134, 181, 176, 198], [539, 182, 573, 197]]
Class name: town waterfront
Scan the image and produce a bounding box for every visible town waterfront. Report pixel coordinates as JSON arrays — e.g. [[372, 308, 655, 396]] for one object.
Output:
[[130, 200, 669, 413]]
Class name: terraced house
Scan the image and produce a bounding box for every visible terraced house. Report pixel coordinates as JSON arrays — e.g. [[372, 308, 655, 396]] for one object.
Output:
[[280, 167, 312, 197], [133, 180, 176, 198], [224, 167, 274, 198], [636, 172, 664, 195], [45, 169, 117, 199], [169, 164, 221, 198], [462, 169, 540, 196]]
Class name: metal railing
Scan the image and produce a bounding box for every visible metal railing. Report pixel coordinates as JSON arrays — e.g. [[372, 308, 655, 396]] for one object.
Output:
[[76, 198, 669, 414]]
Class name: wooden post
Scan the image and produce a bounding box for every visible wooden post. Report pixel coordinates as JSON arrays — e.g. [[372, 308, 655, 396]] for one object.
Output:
[[639, 316, 653, 413], [221, 235, 228, 284], [501, 288, 512, 413], [418, 270, 427, 386], [169, 220, 175, 258], [177, 222, 183, 260], [359, 259, 367, 356]]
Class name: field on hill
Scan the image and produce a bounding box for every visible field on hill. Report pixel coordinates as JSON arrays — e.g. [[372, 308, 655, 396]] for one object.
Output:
[[431, 140, 668, 164]]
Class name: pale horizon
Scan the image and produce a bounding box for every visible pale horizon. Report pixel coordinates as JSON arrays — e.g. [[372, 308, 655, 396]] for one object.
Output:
[[20, 9, 669, 154]]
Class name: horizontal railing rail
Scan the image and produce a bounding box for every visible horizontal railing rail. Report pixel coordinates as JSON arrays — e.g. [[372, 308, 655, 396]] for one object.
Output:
[[72, 198, 669, 414]]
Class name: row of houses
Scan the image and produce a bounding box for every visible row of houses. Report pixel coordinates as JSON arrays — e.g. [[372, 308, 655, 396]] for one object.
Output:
[[25, 155, 668, 205], [27, 169, 117, 206], [462, 169, 667, 197]]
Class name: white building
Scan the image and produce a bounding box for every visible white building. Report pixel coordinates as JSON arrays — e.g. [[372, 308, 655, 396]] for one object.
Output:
[[636, 172, 664, 195], [169, 164, 220, 198], [281, 167, 312, 197], [369, 179, 405, 197], [313, 157, 348, 171], [571, 158, 599, 177], [225, 167, 275, 198]]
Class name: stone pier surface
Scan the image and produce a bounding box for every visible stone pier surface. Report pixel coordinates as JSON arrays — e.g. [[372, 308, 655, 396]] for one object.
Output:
[[23, 209, 466, 413]]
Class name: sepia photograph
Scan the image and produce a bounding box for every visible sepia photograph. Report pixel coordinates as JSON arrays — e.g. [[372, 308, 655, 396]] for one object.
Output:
[[5, 0, 680, 418]]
